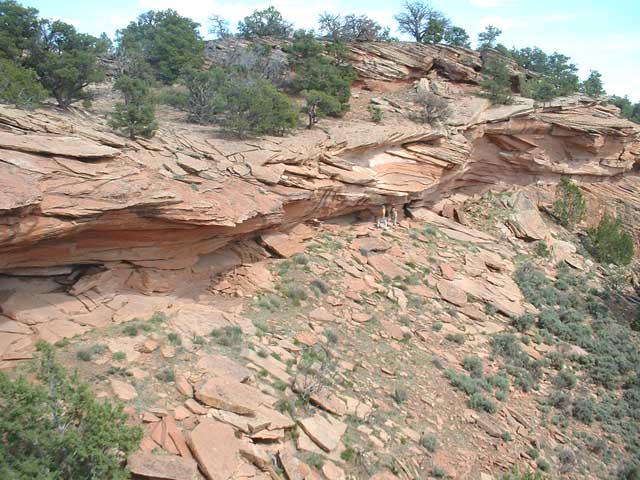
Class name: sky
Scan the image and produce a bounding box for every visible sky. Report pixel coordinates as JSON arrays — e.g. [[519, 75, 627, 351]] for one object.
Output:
[[21, 0, 640, 101]]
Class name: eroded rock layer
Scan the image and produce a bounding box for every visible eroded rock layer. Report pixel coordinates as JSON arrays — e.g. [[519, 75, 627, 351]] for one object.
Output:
[[0, 93, 638, 280]]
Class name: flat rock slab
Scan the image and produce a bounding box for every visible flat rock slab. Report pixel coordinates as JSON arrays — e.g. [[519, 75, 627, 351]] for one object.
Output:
[[260, 231, 305, 258], [127, 452, 198, 480], [367, 254, 408, 280], [197, 353, 252, 383], [188, 420, 256, 480], [436, 280, 468, 306], [33, 319, 90, 344], [195, 376, 274, 416], [168, 304, 230, 338], [308, 307, 339, 323], [298, 414, 347, 452], [110, 378, 137, 401], [0, 132, 118, 158]]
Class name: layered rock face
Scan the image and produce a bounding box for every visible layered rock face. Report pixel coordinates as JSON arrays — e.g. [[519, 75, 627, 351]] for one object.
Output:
[[0, 43, 638, 286]]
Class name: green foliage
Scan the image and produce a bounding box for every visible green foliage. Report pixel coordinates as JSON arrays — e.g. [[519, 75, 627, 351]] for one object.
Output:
[[318, 12, 393, 42], [478, 25, 502, 48], [0, 0, 40, 61], [0, 58, 47, 108], [511, 47, 580, 100], [584, 213, 634, 266], [445, 26, 471, 47], [500, 469, 547, 480], [462, 356, 483, 378], [302, 89, 342, 128], [469, 392, 498, 413], [238, 6, 292, 39], [611, 95, 640, 124], [112, 351, 126, 361], [581, 70, 605, 97], [368, 104, 383, 123], [210, 325, 243, 347], [181, 64, 299, 136], [224, 78, 299, 136], [76, 344, 107, 362], [394, 2, 469, 46], [520, 76, 558, 103], [117, 9, 203, 84], [552, 177, 586, 228], [420, 434, 438, 452], [392, 385, 408, 404], [480, 56, 513, 105], [533, 241, 550, 258], [0, 343, 141, 478], [122, 323, 139, 337], [288, 33, 355, 129], [414, 91, 451, 125], [512, 313, 535, 332], [553, 369, 577, 390], [445, 333, 465, 344], [110, 74, 158, 139], [155, 368, 176, 383], [26, 20, 104, 108], [182, 66, 229, 124]]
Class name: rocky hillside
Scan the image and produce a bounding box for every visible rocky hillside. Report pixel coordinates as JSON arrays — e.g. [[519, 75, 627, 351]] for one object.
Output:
[[1, 41, 640, 480]]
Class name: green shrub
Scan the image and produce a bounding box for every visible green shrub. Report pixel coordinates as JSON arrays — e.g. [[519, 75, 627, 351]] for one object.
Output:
[[26, 20, 105, 108], [155, 86, 188, 109], [512, 313, 535, 332], [534, 241, 550, 258], [182, 67, 229, 124], [302, 89, 342, 128], [155, 368, 176, 383], [572, 397, 596, 424], [368, 104, 383, 123], [420, 434, 439, 452], [238, 6, 292, 39], [0, 59, 47, 108], [469, 392, 497, 413], [480, 56, 513, 105], [414, 91, 451, 125], [222, 79, 298, 136], [536, 458, 550, 472], [392, 386, 408, 404], [210, 326, 243, 347], [552, 177, 586, 228], [288, 32, 354, 123], [500, 469, 547, 480], [0, 343, 141, 478], [112, 351, 126, 361], [445, 333, 465, 344], [167, 332, 181, 345], [584, 213, 634, 266], [310, 279, 329, 296], [116, 9, 204, 84], [281, 283, 308, 305], [462, 356, 484, 378], [110, 74, 158, 139], [341, 446, 356, 462], [76, 344, 107, 362], [122, 323, 139, 337], [553, 369, 577, 390], [432, 466, 446, 477]]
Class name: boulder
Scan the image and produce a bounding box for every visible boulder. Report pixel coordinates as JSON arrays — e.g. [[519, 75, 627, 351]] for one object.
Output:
[[127, 452, 198, 480], [298, 414, 347, 452]]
